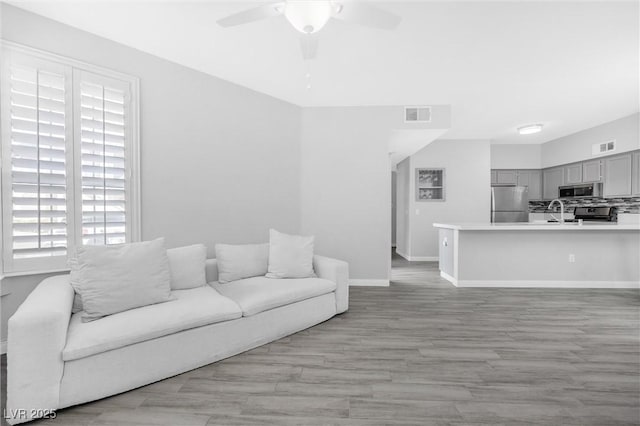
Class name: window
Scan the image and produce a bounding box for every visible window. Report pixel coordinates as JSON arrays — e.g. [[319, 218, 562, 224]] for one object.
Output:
[[1, 43, 140, 274]]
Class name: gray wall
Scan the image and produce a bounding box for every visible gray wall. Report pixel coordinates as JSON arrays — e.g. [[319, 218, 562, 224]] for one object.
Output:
[[541, 113, 639, 168], [491, 114, 639, 170], [408, 140, 492, 259], [0, 4, 302, 343], [491, 144, 542, 169], [299, 106, 450, 283], [300, 107, 394, 283], [395, 158, 411, 257]]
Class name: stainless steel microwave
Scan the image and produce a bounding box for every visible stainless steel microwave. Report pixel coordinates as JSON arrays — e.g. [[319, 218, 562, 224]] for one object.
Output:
[[558, 183, 602, 199]]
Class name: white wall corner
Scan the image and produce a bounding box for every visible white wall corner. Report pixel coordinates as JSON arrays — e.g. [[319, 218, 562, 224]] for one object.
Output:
[[440, 271, 458, 286]]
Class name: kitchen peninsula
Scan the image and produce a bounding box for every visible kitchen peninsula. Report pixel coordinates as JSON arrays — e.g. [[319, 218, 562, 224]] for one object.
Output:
[[434, 222, 640, 288]]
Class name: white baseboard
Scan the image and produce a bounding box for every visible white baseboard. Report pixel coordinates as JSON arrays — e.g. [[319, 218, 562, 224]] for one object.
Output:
[[396, 251, 437, 262], [395, 250, 410, 260], [440, 271, 458, 286], [350, 279, 390, 287], [456, 280, 640, 289], [410, 256, 438, 261], [1, 340, 6, 355], [440, 272, 639, 289]]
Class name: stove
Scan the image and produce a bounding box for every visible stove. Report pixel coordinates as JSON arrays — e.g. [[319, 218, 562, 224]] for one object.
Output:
[[547, 207, 618, 223], [573, 206, 617, 222]]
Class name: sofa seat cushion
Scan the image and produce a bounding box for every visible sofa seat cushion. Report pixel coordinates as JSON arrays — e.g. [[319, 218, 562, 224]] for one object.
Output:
[[63, 286, 242, 361], [211, 277, 336, 317]]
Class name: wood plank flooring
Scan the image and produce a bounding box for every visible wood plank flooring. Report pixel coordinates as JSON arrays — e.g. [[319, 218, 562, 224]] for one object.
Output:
[[2, 252, 639, 425]]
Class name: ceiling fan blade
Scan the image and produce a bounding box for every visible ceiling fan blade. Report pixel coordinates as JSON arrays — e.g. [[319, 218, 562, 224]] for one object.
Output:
[[217, 2, 284, 27], [300, 34, 319, 60], [332, 2, 401, 30]]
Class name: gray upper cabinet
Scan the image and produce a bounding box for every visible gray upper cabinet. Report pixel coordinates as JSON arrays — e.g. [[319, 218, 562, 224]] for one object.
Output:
[[564, 163, 582, 184], [632, 152, 640, 196], [582, 160, 602, 183], [529, 170, 542, 200], [517, 170, 542, 200], [493, 150, 638, 200], [496, 170, 517, 185], [516, 171, 530, 187], [543, 167, 563, 200], [603, 154, 632, 197]]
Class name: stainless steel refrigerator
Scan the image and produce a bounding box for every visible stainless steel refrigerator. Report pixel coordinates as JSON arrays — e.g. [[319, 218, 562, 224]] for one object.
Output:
[[491, 186, 529, 223]]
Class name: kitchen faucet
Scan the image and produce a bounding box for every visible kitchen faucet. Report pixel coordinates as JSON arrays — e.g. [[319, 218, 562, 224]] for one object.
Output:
[[548, 198, 565, 223]]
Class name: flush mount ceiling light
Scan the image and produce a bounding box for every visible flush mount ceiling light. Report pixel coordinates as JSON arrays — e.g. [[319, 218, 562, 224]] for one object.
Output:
[[217, 1, 401, 59], [517, 124, 544, 135]]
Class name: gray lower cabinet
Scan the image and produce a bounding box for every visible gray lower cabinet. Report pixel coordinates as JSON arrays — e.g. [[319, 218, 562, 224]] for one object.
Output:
[[491, 170, 497, 185], [582, 160, 602, 183], [517, 170, 542, 200], [496, 170, 517, 185], [604, 154, 632, 197], [564, 163, 583, 184], [543, 167, 563, 200], [632, 152, 640, 196]]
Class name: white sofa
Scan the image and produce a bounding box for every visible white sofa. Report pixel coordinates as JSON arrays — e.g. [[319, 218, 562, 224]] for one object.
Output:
[[6, 255, 349, 424]]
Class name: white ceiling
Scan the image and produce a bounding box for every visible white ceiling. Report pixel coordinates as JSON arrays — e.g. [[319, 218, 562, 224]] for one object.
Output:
[[8, 0, 639, 144], [389, 128, 450, 169]]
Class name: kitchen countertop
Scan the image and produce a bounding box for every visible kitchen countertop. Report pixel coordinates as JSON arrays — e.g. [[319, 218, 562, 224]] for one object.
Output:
[[433, 222, 640, 231]]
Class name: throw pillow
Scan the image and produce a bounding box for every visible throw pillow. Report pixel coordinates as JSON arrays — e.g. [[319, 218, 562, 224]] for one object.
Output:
[[215, 243, 269, 284], [266, 229, 315, 279], [167, 244, 207, 290], [70, 238, 173, 322]]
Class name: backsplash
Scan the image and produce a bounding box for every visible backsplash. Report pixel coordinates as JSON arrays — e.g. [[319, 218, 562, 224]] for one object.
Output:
[[529, 197, 640, 214]]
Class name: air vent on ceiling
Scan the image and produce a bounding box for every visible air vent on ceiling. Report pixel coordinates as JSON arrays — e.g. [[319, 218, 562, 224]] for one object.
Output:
[[592, 140, 616, 156], [405, 106, 431, 123]]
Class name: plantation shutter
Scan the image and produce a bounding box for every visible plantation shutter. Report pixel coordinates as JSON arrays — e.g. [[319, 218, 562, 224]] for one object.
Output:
[[2, 44, 139, 274], [1, 52, 74, 272], [74, 71, 131, 246]]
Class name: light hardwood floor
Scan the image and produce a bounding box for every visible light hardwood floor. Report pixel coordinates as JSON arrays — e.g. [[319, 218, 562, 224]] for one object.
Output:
[[2, 252, 639, 425]]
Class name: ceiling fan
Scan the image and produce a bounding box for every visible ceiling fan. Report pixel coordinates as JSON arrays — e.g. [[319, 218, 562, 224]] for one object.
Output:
[[217, 1, 401, 60]]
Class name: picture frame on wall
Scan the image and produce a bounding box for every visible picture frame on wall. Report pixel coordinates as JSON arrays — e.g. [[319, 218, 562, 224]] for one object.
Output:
[[416, 168, 445, 201]]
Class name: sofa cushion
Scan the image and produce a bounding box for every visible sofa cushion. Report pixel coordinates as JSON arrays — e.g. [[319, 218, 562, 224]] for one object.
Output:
[[63, 286, 242, 361], [266, 229, 316, 279], [211, 277, 336, 317], [167, 244, 207, 290], [215, 243, 269, 283], [70, 238, 173, 322]]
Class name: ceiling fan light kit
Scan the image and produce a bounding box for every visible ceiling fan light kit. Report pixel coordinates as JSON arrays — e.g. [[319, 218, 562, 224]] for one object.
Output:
[[284, 1, 333, 34], [217, 0, 401, 60]]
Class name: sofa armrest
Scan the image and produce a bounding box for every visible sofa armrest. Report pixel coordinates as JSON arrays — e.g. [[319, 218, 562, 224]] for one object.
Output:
[[313, 255, 349, 314], [6, 274, 74, 424]]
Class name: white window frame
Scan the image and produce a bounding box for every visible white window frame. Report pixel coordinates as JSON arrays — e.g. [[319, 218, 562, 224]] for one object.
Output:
[[0, 41, 141, 276]]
